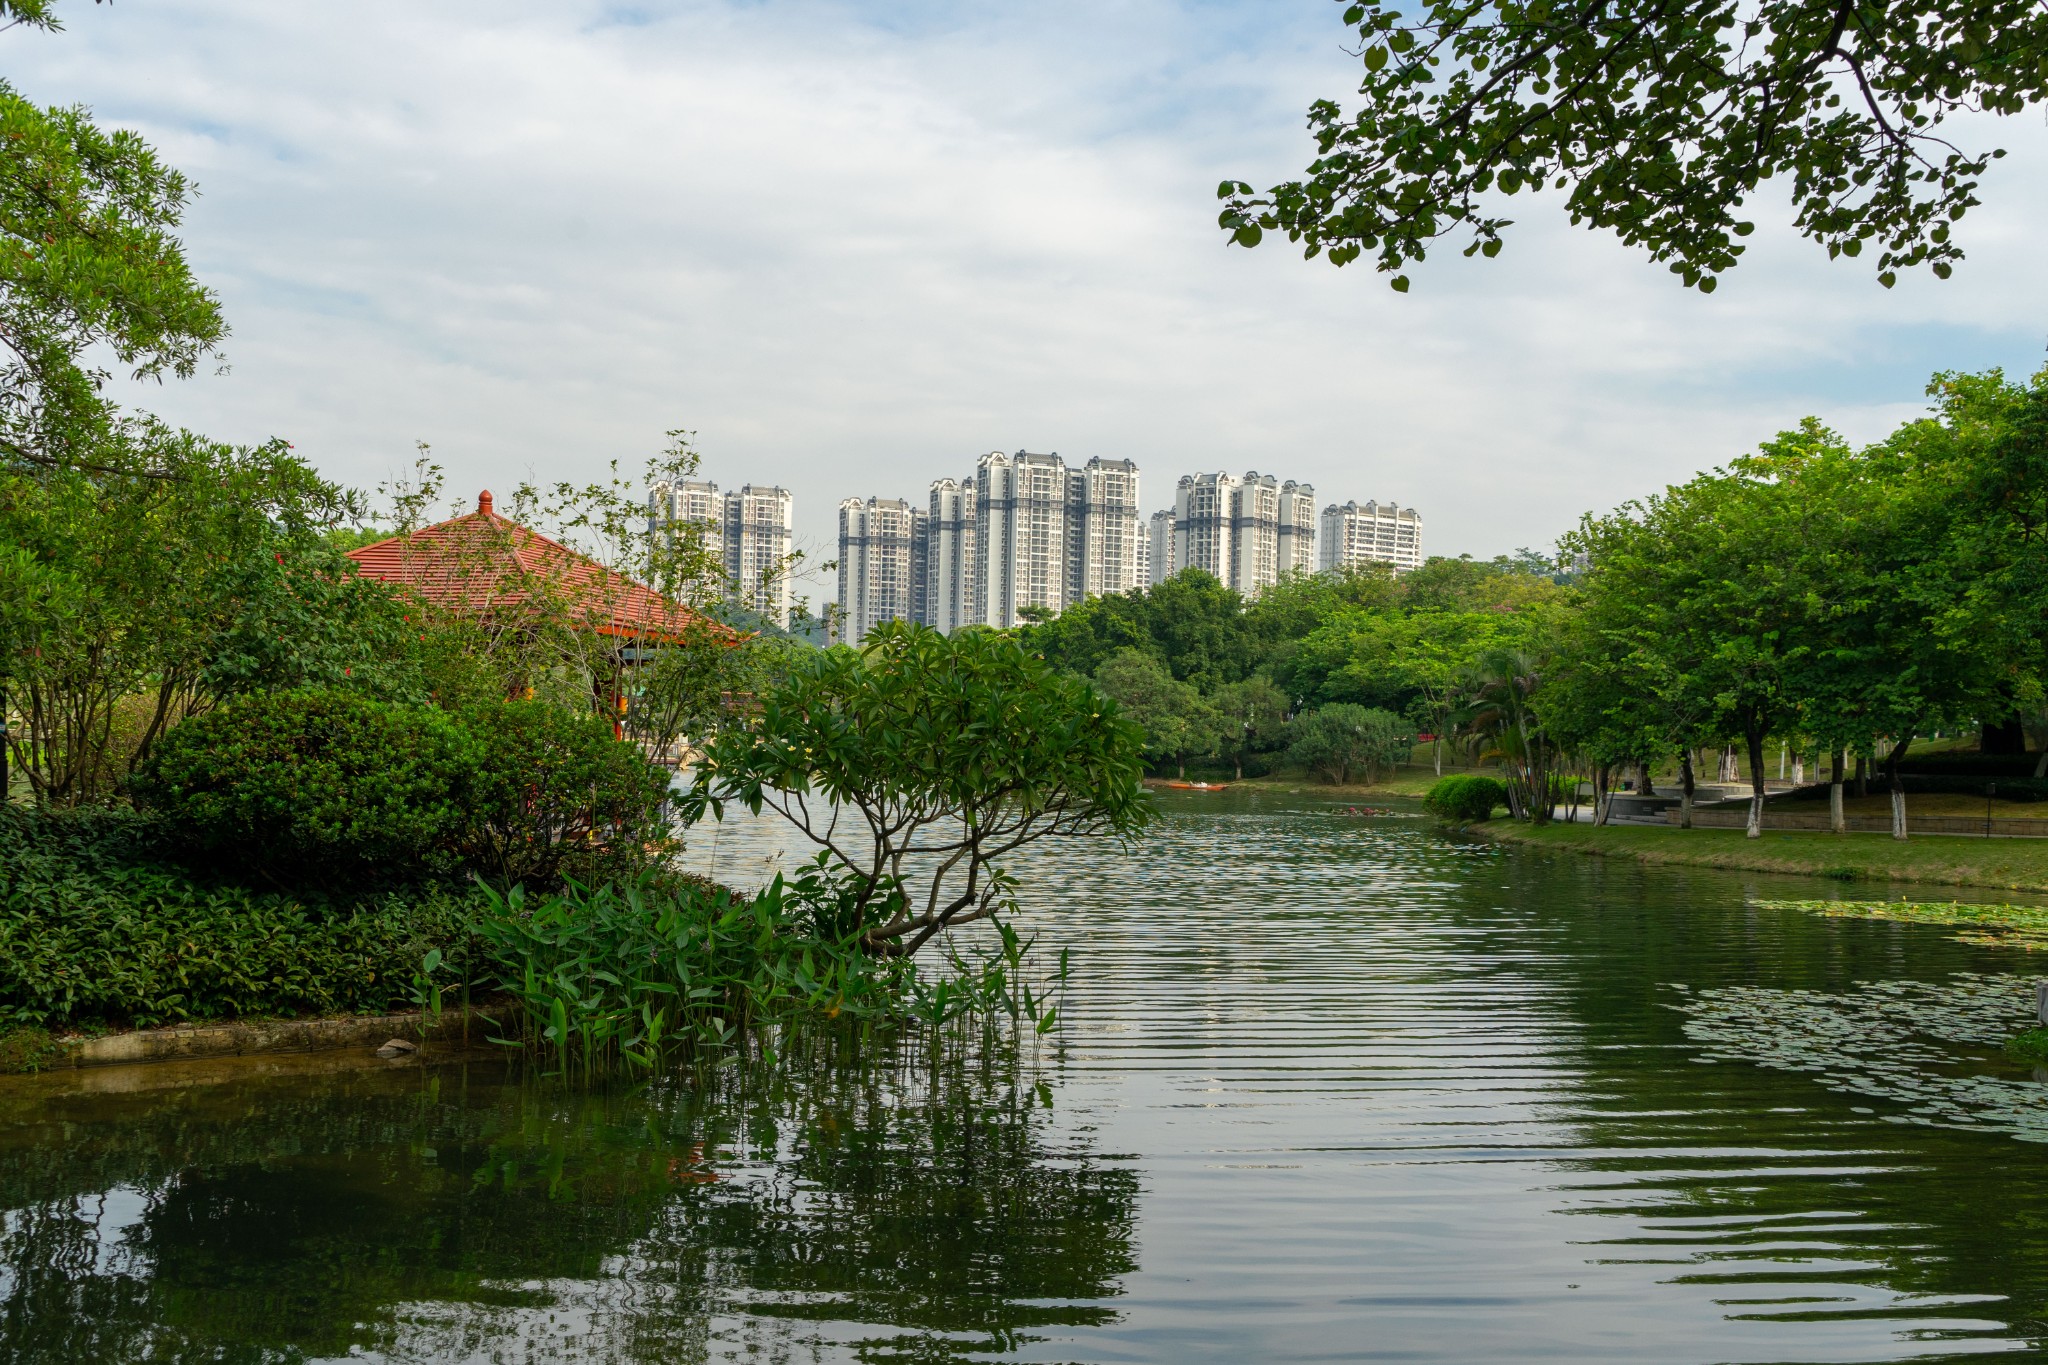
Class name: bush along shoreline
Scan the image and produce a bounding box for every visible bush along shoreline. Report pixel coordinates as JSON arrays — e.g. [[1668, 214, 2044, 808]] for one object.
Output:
[[1, 625, 1145, 1073], [0, 809, 1057, 1075]]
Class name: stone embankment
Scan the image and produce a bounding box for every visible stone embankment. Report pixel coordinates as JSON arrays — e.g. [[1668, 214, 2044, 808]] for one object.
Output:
[[32, 1003, 515, 1071]]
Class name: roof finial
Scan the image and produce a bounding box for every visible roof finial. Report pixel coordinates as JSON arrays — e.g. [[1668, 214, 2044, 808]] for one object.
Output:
[[477, 489, 494, 515]]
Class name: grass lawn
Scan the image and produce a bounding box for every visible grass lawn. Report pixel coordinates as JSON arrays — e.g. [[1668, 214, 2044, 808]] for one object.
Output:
[[1475, 820, 2048, 894]]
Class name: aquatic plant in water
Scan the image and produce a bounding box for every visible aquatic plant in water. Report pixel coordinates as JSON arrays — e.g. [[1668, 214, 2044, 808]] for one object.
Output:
[[1669, 973, 2048, 1141], [1752, 898, 2048, 950], [470, 860, 1065, 1074]]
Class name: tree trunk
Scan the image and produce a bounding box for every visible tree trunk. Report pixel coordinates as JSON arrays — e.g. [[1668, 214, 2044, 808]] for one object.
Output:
[[1635, 758, 1655, 798], [1593, 763, 1611, 825], [1886, 734, 1912, 840], [1177, 759, 1185, 779], [1829, 749, 1846, 834], [1744, 726, 1767, 839], [1433, 734, 1443, 777], [1679, 750, 1695, 829], [1855, 752, 1868, 797]]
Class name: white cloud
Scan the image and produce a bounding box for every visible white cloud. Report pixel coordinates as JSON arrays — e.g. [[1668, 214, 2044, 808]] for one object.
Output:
[[13, 0, 2046, 588]]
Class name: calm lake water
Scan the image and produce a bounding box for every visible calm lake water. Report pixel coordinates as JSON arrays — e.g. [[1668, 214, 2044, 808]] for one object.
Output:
[[8, 790, 2048, 1362]]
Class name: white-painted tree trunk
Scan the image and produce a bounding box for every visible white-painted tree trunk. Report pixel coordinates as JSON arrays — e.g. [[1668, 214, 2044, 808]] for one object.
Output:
[[1891, 787, 1908, 840]]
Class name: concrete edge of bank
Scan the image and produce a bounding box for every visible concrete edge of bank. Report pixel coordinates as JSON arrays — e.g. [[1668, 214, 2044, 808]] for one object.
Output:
[[32, 1002, 520, 1071]]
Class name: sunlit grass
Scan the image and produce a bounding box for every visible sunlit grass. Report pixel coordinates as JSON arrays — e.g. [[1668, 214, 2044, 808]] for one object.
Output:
[[1479, 820, 2048, 893]]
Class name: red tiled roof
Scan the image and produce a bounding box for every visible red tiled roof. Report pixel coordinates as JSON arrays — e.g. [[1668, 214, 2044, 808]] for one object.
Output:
[[346, 490, 736, 645]]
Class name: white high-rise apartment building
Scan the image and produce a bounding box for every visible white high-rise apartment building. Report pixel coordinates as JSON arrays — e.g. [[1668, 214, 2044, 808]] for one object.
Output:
[[1320, 500, 1424, 573], [840, 450, 1143, 636], [1277, 481, 1317, 579], [648, 479, 725, 597], [1173, 472, 1237, 585], [837, 496, 924, 641], [1146, 508, 1177, 586], [648, 479, 796, 622], [1165, 470, 1319, 596], [923, 478, 977, 633], [1229, 473, 1280, 598], [973, 450, 1069, 628], [724, 484, 794, 624], [1068, 457, 1142, 600]]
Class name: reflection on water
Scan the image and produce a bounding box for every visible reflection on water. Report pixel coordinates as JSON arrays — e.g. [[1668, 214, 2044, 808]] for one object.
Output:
[[8, 790, 2048, 1361]]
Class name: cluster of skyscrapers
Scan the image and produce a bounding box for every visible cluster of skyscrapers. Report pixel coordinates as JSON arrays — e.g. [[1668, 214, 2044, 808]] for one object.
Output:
[[645, 480, 795, 624], [835, 451, 1425, 641], [646, 456, 1424, 637]]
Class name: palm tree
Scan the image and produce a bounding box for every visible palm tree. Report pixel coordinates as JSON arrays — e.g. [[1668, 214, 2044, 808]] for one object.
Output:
[[1452, 648, 1556, 824]]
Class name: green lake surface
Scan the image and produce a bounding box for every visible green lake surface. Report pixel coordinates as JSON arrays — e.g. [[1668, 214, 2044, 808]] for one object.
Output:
[[9, 790, 2048, 1362]]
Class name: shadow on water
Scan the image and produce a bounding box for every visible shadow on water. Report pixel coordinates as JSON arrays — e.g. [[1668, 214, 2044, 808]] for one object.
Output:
[[0, 1028, 1136, 1363]]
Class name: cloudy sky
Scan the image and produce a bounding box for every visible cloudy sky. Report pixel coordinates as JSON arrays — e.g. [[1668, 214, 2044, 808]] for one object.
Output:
[[12, 1, 2046, 606]]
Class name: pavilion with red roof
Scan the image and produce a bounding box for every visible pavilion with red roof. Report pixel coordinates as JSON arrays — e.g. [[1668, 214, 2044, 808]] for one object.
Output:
[[346, 489, 731, 647], [346, 491, 735, 732]]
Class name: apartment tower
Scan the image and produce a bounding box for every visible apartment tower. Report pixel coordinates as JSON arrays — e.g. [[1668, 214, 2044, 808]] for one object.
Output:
[[1277, 481, 1317, 579], [723, 484, 794, 624], [1068, 457, 1143, 600], [837, 496, 924, 642], [923, 478, 977, 633], [648, 479, 796, 622], [1146, 507, 1177, 586], [972, 450, 1068, 628], [1320, 500, 1424, 573], [1172, 472, 1237, 585]]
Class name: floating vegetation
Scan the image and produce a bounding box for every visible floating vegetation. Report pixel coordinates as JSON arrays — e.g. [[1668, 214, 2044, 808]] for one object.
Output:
[[1753, 898, 2048, 950], [1670, 973, 2048, 1141]]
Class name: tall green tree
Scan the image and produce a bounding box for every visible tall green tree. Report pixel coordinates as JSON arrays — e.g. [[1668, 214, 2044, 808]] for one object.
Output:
[[1287, 703, 1408, 786], [1219, 0, 2047, 292], [0, 2, 225, 472], [1091, 648, 1220, 778], [0, 421, 394, 805], [1562, 468, 1812, 836], [1210, 676, 1291, 780]]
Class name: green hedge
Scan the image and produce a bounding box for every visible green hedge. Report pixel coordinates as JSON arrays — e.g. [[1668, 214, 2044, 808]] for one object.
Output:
[[132, 690, 475, 886], [1424, 774, 1508, 823], [0, 808, 485, 1031], [134, 689, 673, 890]]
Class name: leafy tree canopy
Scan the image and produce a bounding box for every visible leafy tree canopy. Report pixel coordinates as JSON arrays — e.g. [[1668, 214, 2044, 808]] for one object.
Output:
[[683, 623, 1151, 957], [0, 60, 225, 470], [1218, 0, 2048, 292]]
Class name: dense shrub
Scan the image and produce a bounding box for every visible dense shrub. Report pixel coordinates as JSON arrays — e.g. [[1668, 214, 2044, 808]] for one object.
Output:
[[133, 690, 475, 887], [135, 689, 673, 890], [0, 807, 484, 1030], [1424, 774, 1508, 823], [458, 698, 675, 888], [1287, 704, 1408, 785]]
